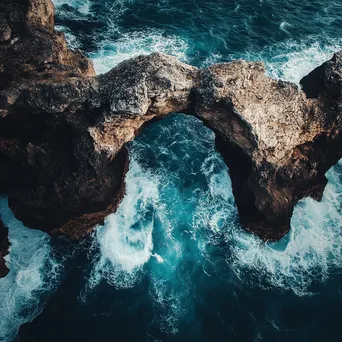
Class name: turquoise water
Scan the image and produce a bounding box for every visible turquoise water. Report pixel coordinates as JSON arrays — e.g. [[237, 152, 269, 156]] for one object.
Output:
[[1, 0, 342, 341], [54, 0, 342, 82]]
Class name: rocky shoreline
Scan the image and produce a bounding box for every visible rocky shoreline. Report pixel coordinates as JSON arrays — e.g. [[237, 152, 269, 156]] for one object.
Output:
[[0, 0, 341, 276]]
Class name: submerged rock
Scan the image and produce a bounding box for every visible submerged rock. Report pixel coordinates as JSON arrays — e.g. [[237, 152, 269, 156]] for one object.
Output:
[[0, 0, 341, 270]]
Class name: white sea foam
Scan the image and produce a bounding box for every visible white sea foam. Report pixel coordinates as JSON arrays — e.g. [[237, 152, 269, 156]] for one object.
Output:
[[84, 140, 192, 333], [216, 36, 342, 84], [87, 158, 162, 289], [181, 117, 342, 297], [201, 52, 223, 68], [265, 40, 342, 84], [194, 40, 342, 297], [84, 110, 341, 338], [193, 154, 239, 254], [3, 1, 342, 338], [279, 21, 292, 34], [195, 159, 342, 296], [52, 0, 93, 50], [0, 197, 60, 342], [53, 0, 189, 74], [149, 274, 188, 335], [152, 253, 164, 263], [90, 30, 189, 74], [53, 0, 91, 14]]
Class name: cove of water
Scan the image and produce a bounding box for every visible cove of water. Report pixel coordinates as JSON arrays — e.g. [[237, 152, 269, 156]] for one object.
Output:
[[1, 0, 342, 341]]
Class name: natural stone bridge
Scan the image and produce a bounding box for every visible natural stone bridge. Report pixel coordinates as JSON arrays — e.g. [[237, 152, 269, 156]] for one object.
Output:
[[0, 0, 341, 275]]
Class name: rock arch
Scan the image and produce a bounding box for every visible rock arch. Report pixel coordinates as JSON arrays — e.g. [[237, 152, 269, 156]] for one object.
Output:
[[85, 53, 342, 241], [0, 0, 341, 266]]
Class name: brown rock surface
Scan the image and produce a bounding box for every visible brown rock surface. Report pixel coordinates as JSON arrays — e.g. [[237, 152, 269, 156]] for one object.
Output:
[[193, 61, 342, 239], [0, 0, 341, 264]]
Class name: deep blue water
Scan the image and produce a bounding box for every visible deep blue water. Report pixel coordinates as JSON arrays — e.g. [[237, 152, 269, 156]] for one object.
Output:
[[0, 0, 342, 341]]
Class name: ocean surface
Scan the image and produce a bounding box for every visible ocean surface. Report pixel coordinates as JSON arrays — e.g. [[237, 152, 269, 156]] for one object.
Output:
[[1, 0, 342, 341]]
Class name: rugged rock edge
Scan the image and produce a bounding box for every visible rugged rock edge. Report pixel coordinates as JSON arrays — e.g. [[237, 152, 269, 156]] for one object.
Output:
[[0, 0, 341, 276]]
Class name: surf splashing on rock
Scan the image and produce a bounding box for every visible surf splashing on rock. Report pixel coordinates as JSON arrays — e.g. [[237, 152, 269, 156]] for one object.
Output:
[[254, 38, 342, 84], [90, 114, 342, 301], [52, 0, 189, 74], [225, 160, 342, 296], [89, 30, 189, 74], [187, 131, 342, 296], [201, 36, 342, 84], [85, 159, 163, 290], [53, 0, 92, 14], [180, 124, 342, 297], [81, 115, 219, 333], [52, 0, 342, 85], [0, 198, 61, 342], [82, 113, 342, 335]]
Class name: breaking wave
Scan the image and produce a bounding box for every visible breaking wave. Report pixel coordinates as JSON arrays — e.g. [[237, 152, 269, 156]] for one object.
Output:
[[89, 30, 189, 74], [82, 114, 342, 337], [86, 160, 162, 289], [201, 160, 342, 297], [257, 38, 342, 83], [0, 198, 61, 341]]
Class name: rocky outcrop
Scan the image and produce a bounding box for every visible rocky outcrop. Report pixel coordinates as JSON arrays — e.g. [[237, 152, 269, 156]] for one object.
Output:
[[0, 0, 94, 94], [0, 218, 10, 277], [194, 61, 342, 239], [0, 0, 341, 277]]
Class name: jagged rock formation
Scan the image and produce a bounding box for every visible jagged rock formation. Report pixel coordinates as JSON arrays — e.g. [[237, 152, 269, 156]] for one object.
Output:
[[195, 61, 342, 239], [0, 0, 341, 276]]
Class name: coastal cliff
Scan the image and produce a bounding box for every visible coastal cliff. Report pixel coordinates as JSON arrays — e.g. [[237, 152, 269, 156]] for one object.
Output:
[[0, 0, 341, 275]]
